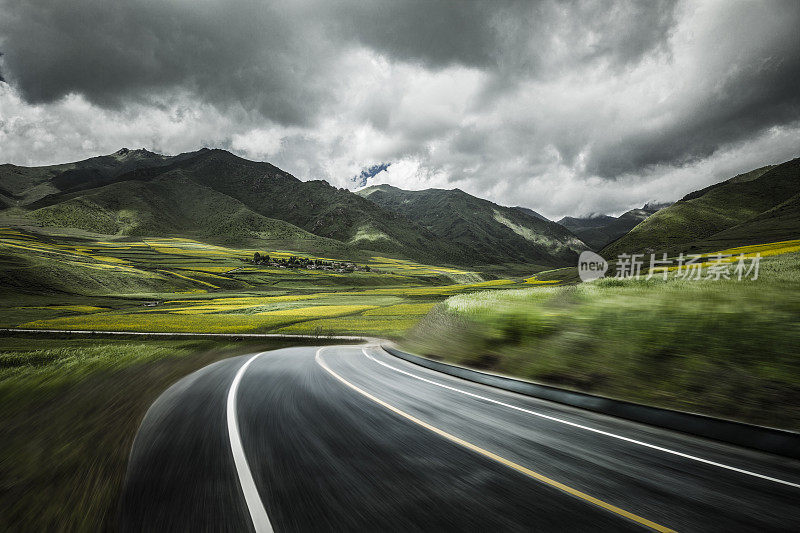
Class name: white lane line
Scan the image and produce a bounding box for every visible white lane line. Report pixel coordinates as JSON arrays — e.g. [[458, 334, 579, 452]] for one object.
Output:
[[363, 347, 800, 489], [227, 353, 274, 533], [318, 347, 674, 532]]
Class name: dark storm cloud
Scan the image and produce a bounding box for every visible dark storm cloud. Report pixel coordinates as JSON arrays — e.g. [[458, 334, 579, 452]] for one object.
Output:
[[326, 0, 677, 73], [1, 0, 798, 214], [586, 1, 800, 178], [329, 0, 681, 164], [325, 1, 499, 69], [587, 71, 800, 178], [0, 0, 677, 125], [0, 0, 338, 125]]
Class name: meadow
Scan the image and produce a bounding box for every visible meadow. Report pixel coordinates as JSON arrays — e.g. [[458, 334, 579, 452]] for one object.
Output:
[[402, 241, 800, 430], [0, 227, 523, 338]]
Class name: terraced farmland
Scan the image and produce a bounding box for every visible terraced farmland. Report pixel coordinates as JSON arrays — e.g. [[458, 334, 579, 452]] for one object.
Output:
[[0, 227, 524, 337]]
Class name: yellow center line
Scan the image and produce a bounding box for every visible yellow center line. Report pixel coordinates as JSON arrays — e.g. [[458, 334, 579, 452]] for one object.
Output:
[[315, 347, 676, 533]]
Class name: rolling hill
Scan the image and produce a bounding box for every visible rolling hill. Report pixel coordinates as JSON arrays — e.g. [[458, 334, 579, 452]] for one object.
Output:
[[356, 184, 588, 267], [601, 159, 800, 257], [28, 172, 334, 243]]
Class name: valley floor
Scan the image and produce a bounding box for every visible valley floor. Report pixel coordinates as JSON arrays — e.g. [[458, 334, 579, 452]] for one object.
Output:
[[0, 227, 523, 338]]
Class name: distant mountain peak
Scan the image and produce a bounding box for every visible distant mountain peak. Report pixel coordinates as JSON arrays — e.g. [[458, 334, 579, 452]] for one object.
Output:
[[113, 147, 154, 155], [111, 147, 160, 160], [359, 183, 399, 195], [557, 214, 615, 225]]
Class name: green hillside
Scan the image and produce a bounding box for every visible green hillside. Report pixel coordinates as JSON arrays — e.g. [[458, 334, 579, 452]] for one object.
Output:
[[357, 184, 587, 268], [171, 150, 470, 263], [512, 206, 549, 221], [699, 193, 800, 250], [27, 172, 339, 246], [402, 247, 800, 430], [602, 159, 800, 257], [0, 148, 175, 206]]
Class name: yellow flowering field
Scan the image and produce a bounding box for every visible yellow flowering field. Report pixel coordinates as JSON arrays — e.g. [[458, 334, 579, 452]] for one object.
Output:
[[16, 305, 109, 313], [1, 228, 530, 336], [362, 303, 437, 316]]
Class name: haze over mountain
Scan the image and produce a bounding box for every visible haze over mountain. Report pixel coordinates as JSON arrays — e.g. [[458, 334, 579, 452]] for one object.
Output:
[[357, 184, 587, 267], [602, 158, 800, 257], [558, 203, 671, 250], [0, 149, 587, 268]]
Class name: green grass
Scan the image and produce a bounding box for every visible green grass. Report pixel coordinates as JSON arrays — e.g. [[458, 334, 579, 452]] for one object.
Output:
[[29, 174, 337, 246], [402, 251, 800, 430], [0, 334, 336, 532]]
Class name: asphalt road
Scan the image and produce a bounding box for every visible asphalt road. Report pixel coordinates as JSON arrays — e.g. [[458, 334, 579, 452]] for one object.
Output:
[[120, 345, 800, 532]]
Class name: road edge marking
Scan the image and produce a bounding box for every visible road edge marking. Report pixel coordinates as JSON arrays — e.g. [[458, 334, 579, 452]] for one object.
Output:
[[315, 347, 674, 532], [227, 352, 274, 533], [365, 347, 800, 489]]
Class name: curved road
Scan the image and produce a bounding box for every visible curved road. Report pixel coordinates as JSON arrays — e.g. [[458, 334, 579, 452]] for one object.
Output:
[[120, 345, 800, 531]]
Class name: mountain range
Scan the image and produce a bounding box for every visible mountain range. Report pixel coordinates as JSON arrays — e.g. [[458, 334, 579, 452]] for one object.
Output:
[[2, 148, 797, 269], [356, 184, 586, 267], [0, 149, 586, 268]]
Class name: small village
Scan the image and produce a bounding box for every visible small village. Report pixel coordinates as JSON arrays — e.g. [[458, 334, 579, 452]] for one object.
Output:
[[249, 252, 371, 273]]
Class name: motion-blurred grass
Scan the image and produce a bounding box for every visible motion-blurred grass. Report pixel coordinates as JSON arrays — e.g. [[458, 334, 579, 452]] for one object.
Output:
[[402, 252, 800, 430], [0, 335, 327, 531]]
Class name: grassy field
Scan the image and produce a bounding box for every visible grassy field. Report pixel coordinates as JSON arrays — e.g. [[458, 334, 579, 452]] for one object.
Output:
[[0, 333, 340, 531], [402, 241, 800, 430], [1, 227, 525, 338]]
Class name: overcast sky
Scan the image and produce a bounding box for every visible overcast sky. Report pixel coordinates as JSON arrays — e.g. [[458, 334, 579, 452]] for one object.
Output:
[[0, 0, 798, 219]]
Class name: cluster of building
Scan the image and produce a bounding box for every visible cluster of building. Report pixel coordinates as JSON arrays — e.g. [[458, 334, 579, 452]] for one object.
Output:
[[250, 252, 370, 273]]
